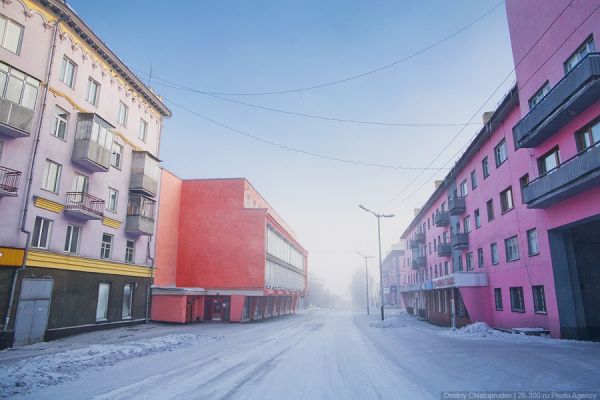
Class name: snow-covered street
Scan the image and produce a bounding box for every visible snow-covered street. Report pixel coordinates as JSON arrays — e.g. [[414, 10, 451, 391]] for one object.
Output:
[[2, 310, 600, 400]]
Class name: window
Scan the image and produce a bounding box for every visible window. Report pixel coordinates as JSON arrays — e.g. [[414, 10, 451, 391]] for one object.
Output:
[[474, 209, 481, 229], [478, 248, 484, 268], [51, 106, 68, 140], [107, 187, 118, 213], [505, 235, 520, 262], [111, 142, 123, 169], [510, 287, 525, 313], [482, 157, 490, 178], [122, 284, 134, 319], [519, 174, 529, 203], [125, 240, 135, 263], [486, 199, 495, 221], [118, 101, 128, 127], [456, 255, 463, 272], [470, 170, 477, 190], [100, 233, 113, 259], [71, 172, 89, 194], [87, 78, 100, 106], [463, 216, 471, 234], [564, 36, 595, 73], [0, 140, 3, 161], [96, 283, 110, 321], [527, 228, 539, 256], [491, 242, 499, 265], [0, 15, 23, 54], [59, 57, 77, 88], [460, 180, 468, 197], [494, 139, 508, 167], [64, 225, 80, 254], [528, 81, 550, 110], [41, 159, 61, 193], [500, 187, 514, 213], [532, 285, 547, 314], [466, 252, 473, 271], [538, 147, 560, 175], [31, 217, 52, 249], [444, 261, 449, 275], [494, 288, 503, 311], [139, 119, 148, 142], [0, 62, 40, 110], [575, 119, 600, 151]]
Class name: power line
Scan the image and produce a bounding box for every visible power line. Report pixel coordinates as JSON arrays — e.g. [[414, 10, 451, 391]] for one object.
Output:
[[140, 1, 504, 96], [165, 97, 449, 171]]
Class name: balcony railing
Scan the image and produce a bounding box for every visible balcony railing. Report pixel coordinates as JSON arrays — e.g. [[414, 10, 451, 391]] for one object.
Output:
[[125, 195, 156, 236], [434, 211, 450, 227], [523, 141, 600, 208], [0, 165, 21, 196], [437, 242, 452, 257], [409, 239, 420, 249], [0, 99, 34, 138], [448, 195, 466, 215], [414, 232, 426, 243], [451, 233, 469, 250], [411, 256, 427, 270], [64, 192, 104, 220], [71, 114, 114, 172], [513, 52, 600, 149], [129, 151, 160, 197]]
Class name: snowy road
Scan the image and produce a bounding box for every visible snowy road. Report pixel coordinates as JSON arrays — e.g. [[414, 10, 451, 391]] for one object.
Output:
[[2, 310, 600, 399]]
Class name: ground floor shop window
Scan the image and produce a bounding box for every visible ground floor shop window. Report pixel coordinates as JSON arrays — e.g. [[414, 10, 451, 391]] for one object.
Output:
[[122, 283, 133, 319], [532, 285, 547, 314], [96, 283, 110, 321], [510, 287, 525, 313]]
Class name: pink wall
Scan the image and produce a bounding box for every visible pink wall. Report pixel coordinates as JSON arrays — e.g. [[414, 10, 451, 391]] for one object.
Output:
[[154, 169, 182, 287], [151, 296, 187, 323]]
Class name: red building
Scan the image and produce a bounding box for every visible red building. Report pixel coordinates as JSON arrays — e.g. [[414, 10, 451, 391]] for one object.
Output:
[[151, 171, 308, 323]]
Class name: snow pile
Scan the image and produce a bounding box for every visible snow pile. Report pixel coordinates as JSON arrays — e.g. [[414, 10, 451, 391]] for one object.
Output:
[[0, 333, 220, 399], [448, 322, 546, 341], [370, 317, 406, 329]]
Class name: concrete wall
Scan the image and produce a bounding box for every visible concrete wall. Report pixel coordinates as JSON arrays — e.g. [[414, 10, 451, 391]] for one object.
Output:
[[154, 169, 182, 287]]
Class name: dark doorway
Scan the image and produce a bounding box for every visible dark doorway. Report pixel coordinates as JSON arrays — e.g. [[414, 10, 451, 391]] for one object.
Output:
[[204, 296, 231, 321]]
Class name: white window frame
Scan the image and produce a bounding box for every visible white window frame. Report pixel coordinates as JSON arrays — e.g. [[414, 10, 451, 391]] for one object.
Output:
[[494, 139, 508, 167], [139, 118, 148, 142], [107, 187, 118, 213], [31, 216, 52, 249], [564, 36, 595, 73], [86, 77, 100, 106], [122, 283, 134, 319], [0, 15, 23, 54], [505, 235, 520, 262], [41, 159, 61, 193], [96, 282, 110, 321], [491, 242, 499, 265], [527, 228, 539, 256], [51, 106, 69, 140], [64, 224, 80, 254], [111, 142, 123, 169], [125, 240, 135, 264], [118, 101, 128, 127], [100, 233, 113, 259], [59, 56, 77, 88]]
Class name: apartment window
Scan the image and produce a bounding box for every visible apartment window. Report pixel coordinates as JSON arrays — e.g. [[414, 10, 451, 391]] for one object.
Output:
[[494, 288, 503, 311], [564, 36, 595, 73], [470, 170, 478, 190], [463, 216, 471, 234], [575, 119, 600, 151], [0, 62, 40, 110], [486, 199, 495, 221], [433, 238, 437, 251], [63, 225, 80, 254], [538, 147, 560, 175], [528, 81, 550, 110], [107, 187, 119, 213], [31, 217, 52, 249], [456, 255, 463, 272], [477, 248, 484, 268], [122, 283, 134, 319], [87, 78, 100, 106], [482, 157, 490, 178], [519, 174, 529, 203], [440, 201, 446, 212], [466, 252, 473, 271], [96, 283, 110, 321], [500, 187, 514, 214], [0, 15, 23, 54], [100, 233, 113, 259], [125, 240, 135, 264], [59, 56, 77, 88], [71, 172, 89, 194], [118, 101, 128, 127], [444, 261, 449, 275], [139, 118, 148, 142], [474, 209, 481, 229], [510, 287, 525, 313], [494, 139, 508, 167], [460, 180, 468, 197], [111, 142, 123, 169], [505, 235, 520, 262], [51, 106, 68, 140], [491, 243, 499, 265], [41, 159, 61, 193], [527, 228, 539, 256], [532, 285, 547, 314]]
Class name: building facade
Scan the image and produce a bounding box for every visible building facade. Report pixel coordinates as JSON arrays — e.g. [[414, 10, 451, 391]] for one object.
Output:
[[0, 0, 170, 348], [381, 244, 405, 307], [152, 172, 308, 324], [399, 0, 600, 340]]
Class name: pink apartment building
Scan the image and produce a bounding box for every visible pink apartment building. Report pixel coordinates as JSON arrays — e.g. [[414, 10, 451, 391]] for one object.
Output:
[[399, 0, 600, 340]]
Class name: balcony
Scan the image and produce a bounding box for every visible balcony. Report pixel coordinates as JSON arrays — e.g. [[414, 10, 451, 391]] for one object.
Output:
[[451, 233, 469, 250], [71, 114, 114, 172], [0, 166, 21, 197], [448, 195, 466, 215], [0, 99, 34, 138], [414, 232, 426, 243], [408, 239, 420, 249], [125, 195, 156, 236], [523, 141, 600, 208], [513, 53, 600, 149], [129, 151, 160, 197], [64, 192, 104, 220], [437, 243, 452, 257], [411, 256, 426, 270], [434, 211, 450, 227]]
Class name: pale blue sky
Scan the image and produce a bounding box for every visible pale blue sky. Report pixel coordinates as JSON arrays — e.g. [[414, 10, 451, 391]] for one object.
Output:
[[70, 0, 516, 298]]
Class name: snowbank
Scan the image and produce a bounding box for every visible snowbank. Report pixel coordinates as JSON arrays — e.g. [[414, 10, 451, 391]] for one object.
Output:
[[0, 333, 220, 399], [370, 316, 406, 329], [448, 322, 544, 341]]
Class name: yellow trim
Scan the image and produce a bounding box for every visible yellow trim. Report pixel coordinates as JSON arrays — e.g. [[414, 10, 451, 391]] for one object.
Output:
[[22, 0, 57, 23], [0, 247, 25, 267], [26, 250, 152, 278], [34, 196, 65, 213], [102, 217, 122, 229]]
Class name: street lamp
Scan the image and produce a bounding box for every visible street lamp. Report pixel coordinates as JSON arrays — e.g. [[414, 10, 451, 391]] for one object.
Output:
[[359, 204, 395, 321], [356, 251, 374, 315]]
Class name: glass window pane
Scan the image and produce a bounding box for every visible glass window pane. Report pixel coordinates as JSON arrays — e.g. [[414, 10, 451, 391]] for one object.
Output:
[[5, 75, 23, 103], [96, 283, 110, 320], [21, 84, 38, 109], [3, 20, 22, 53]]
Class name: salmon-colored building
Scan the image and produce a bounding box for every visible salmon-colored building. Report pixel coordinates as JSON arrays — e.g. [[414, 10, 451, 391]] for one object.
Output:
[[151, 170, 308, 323]]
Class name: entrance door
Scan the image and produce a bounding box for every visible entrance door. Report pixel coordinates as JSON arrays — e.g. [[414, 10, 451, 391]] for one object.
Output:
[[14, 279, 53, 346]]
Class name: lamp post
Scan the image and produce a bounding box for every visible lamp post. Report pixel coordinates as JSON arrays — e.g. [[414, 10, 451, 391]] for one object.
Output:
[[359, 205, 394, 321], [356, 251, 374, 315]]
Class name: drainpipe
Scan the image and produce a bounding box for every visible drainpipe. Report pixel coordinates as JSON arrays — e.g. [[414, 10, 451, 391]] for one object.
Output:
[[145, 236, 155, 323], [3, 20, 60, 335]]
